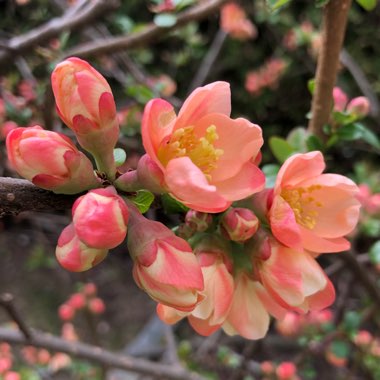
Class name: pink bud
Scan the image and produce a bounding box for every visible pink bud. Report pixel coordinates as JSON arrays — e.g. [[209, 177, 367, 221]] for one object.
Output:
[[67, 293, 86, 310], [51, 57, 119, 177], [185, 210, 212, 232], [346, 96, 370, 118], [0, 357, 12, 374], [127, 205, 204, 311], [332, 87, 348, 112], [56, 223, 108, 272], [83, 283, 97, 296], [276, 362, 297, 380], [220, 208, 259, 242], [88, 298, 106, 314], [58, 304, 75, 321], [37, 349, 51, 365], [61, 323, 78, 341], [261, 361, 274, 375], [4, 372, 21, 380], [354, 330, 373, 347], [1, 121, 18, 140], [72, 186, 128, 249], [6, 126, 98, 194], [136, 154, 166, 194]]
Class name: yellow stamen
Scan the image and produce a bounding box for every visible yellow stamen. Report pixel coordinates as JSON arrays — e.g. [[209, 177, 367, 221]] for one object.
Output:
[[158, 125, 224, 177], [281, 185, 323, 230]]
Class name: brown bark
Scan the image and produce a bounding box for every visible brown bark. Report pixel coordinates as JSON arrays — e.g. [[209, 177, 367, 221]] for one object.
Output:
[[308, 0, 352, 140]]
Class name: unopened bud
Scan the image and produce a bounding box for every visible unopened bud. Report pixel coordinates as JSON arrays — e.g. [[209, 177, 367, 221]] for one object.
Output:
[[346, 96, 370, 118], [185, 210, 212, 232], [220, 208, 259, 242]]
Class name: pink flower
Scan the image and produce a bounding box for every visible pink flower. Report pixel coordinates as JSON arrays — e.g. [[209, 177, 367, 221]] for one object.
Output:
[[220, 207, 259, 242], [56, 223, 108, 272], [256, 239, 335, 312], [333, 87, 348, 112], [6, 126, 98, 194], [276, 362, 297, 380], [346, 96, 370, 118], [4, 372, 21, 380], [158, 237, 234, 336], [222, 272, 283, 340], [83, 283, 97, 296], [51, 57, 119, 178], [127, 205, 204, 311], [88, 298, 106, 314], [268, 151, 360, 253], [58, 304, 75, 321], [141, 82, 264, 212], [220, 3, 257, 40], [67, 293, 86, 310], [72, 186, 129, 249]]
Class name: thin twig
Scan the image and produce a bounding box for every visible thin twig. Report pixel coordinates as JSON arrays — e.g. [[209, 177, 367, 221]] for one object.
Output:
[[0, 177, 77, 216], [64, 0, 229, 59], [0, 0, 120, 69], [164, 325, 181, 366], [308, 0, 352, 140], [0, 293, 33, 340], [187, 29, 227, 93], [0, 327, 205, 380]]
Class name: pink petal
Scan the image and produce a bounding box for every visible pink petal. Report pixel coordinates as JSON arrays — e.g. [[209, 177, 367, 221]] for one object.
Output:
[[188, 315, 221, 336], [275, 151, 325, 191], [176, 82, 231, 129], [141, 98, 176, 169], [156, 304, 187, 324], [307, 277, 336, 311], [212, 162, 265, 202], [300, 227, 351, 253], [193, 114, 263, 182], [269, 195, 303, 251], [165, 157, 230, 212]]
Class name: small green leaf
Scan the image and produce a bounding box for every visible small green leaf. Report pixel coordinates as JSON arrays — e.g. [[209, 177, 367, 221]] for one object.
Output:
[[330, 341, 350, 358], [126, 84, 155, 104], [287, 127, 309, 152], [266, 0, 293, 11], [161, 193, 189, 214], [306, 134, 324, 152], [343, 311, 361, 332], [154, 13, 177, 28], [315, 0, 330, 7], [336, 123, 380, 151], [307, 78, 316, 94], [269, 136, 295, 163], [130, 190, 154, 213], [262, 164, 280, 188], [113, 148, 127, 167], [369, 241, 380, 264], [356, 0, 377, 11]]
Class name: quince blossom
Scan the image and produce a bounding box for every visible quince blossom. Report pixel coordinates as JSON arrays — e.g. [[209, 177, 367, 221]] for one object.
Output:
[[268, 151, 360, 253], [141, 81, 265, 212]]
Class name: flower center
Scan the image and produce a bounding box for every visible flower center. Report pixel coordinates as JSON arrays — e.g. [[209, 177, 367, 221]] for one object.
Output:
[[158, 125, 224, 177], [281, 185, 323, 229]]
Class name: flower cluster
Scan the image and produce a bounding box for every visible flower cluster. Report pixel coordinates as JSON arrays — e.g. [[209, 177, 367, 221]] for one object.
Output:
[[6, 57, 361, 340], [333, 87, 370, 119]]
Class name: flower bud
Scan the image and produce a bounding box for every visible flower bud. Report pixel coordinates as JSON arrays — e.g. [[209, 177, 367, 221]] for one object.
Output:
[[51, 57, 119, 178], [127, 205, 204, 311], [58, 304, 75, 321], [346, 96, 370, 118], [67, 293, 86, 310], [185, 210, 212, 232], [88, 298, 106, 314], [276, 362, 297, 380], [220, 207, 259, 242], [72, 186, 129, 249], [137, 154, 166, 193], [332, 87, 348, 112], [6, 126, 98, 194], [56, 223, 108, 272]]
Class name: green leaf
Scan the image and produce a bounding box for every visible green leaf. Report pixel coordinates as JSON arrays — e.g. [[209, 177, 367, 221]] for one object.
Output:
[[161, 193, 189, 214], [330, 341, 350, 358], [343, 311, 361, 332], [130, 190, 154, 213], [113, 148, 127, 167], [266, 0, 293, 11], [369, 241, 380, 264], [126, 84, 155, 104], [262, 164, 280, 188], [307, 78, 316, 94], [306, 134, 324, 152], [287, 127, 309, 152], [356, 0, 377, 11], [154, 13, 177, 28], [336, 123, 380, 151], [269, 136, 295, 163]]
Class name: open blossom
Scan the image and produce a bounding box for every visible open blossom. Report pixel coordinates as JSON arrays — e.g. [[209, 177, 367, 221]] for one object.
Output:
[[72, 186, 129, 249], [6, 126, 98, 194], [255, 239, 336, 312], [51, 57, 119, 177], [56, 223, 108, 272], [158, 237, 234, 336], [268, 151, 360, 253], [141, 81, 264, 212], [127, 205, 204, 311], [220, 2, 257, 40]]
